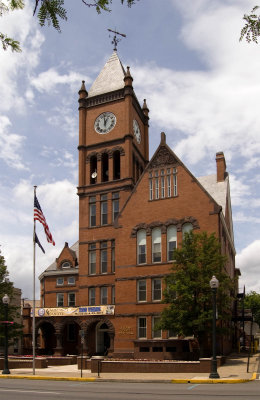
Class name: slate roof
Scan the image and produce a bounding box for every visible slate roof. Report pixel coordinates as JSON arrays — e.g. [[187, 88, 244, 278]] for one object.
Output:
[[88, 51, 126, 97], [197, 174, 228, 217]]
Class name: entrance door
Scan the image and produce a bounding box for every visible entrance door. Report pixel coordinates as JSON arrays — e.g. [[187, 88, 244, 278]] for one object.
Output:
[[96, 322, 110, 355]]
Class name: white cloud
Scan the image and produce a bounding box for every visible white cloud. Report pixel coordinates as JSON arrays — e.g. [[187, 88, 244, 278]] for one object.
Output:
[[0, 179, 78, 298], [132, 1, 260, 166], [31, 68, 85, 94], [0, 116, 27, 170], [236, 240, 260, 293]]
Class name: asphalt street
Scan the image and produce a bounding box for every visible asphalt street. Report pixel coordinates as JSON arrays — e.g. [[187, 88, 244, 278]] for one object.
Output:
[[0, 380, 260, 400]]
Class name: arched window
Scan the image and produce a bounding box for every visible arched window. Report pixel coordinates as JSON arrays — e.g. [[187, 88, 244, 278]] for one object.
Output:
[[137, 230, 146, 264], [113, 150, 120, 180], [152, 227, 161, 263], [167, 225, 177, 261], [182, 223, 193, 237], [101, 153, 109, 182], [90, 155, 97, 184]]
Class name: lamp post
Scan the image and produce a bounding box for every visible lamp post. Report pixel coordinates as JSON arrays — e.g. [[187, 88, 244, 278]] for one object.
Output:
[[2, 293, 10, 375], [209, 275, 220, 379]]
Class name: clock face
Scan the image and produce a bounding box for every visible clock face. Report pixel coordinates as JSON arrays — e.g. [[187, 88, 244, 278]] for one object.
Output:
[[133, 119, 141, 144], [94, 112, 116, 134]]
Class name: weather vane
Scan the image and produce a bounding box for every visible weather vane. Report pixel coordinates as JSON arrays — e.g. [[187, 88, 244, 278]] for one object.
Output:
[[108, 29, 126, 51]]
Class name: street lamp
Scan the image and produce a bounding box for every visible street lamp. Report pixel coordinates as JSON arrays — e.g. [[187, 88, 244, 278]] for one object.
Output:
[[2, 293, 10, 375], [209, 275, 220, 379]]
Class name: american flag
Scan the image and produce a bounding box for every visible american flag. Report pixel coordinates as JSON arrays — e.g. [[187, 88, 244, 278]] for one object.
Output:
[[34, 195, 55, 246]]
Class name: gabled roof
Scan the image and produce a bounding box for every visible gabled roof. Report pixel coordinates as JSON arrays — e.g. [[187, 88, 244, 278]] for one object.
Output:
[[88, 51, 126, 97], [39, 241, 79, 279], [197, 174, 227, 216]]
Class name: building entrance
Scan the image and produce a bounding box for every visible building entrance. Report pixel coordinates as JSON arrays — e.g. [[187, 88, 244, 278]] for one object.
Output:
[[96, 322, 110, 355]]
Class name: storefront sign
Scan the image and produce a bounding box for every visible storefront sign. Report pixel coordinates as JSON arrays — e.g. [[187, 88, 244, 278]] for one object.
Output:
[[34, 305, 115, 317]]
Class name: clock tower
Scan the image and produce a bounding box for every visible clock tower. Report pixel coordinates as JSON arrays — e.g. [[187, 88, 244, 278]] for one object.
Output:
[[77, 51, 149, 302]]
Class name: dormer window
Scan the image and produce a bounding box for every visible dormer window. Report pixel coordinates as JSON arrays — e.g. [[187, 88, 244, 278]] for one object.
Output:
[[61, 261, 71, 269]]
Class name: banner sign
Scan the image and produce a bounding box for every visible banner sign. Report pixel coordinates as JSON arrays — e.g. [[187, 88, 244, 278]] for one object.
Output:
[[34, 305, 115, 317]]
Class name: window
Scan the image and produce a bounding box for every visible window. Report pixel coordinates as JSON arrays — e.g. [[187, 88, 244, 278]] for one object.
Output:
[[161, 176, 165, 198], [61, 261, 71, 269], [149, 179, 153, 200], [57, 293, 64, 307], [182, 223, 193, 236], [113, 150, 120, 180], [56, 277, 64, 286], [137, 280, 147, 302], [100, 194, 108, 225], [152, 316, 162, 338], [112, 286, 115, 304], [68, 292, 76, 307], [173, 168, 178, 196], [111, 241, 115, 273], [167, 173, 171, 197], [152, 279, 162, 301], [167, 225, 177, 261], [112, 192, 119, 221], [89, 287, 95, 305], [89, 243, 96, 275], [68, 276, 75, 285], [137, 230, 146, 264], [101, 242, 107, 274], [155, 178, 159, 199], [152, 228, 161, 262], [168, 329, 177, 338], [100, 287, 108, 305], [90, 155, 97, 185], [138, 317, 147, 338], [89, 196, 96, 227], [101, 153, 109, 182]]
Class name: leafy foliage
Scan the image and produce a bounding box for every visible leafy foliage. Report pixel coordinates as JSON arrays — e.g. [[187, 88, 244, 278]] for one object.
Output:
[[1, 0, 137, 52], [244, 291, 260, 327], [240, 6, 260, 43], [157, 232, 235, 345], [0, 248, 23, 347], [0, 0, 24, 51]]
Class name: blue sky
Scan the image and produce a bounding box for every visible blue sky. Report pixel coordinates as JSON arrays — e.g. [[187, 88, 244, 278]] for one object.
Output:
[[0, 0, 259, 298]]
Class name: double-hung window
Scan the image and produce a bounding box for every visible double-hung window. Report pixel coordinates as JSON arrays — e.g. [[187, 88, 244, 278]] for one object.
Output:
[[167, 225, 177, 261], [138, 317, 147, 339], [100, 287, 108, 305], [89, 243, 96, 275], [152, 316, 162, 338], [68, 292, 76, 307], [137, 229, 146, 264], [152, 279, 162, 301], [112, 192, 119, 221], [101, 242, 108, 273], [152, 228, 161, 262], [101, 194, 108, 225], [89, 287, 95, 305], [137, 280, 147, 302], [89, 196, 96, 227], [57, 293, 64, 307]]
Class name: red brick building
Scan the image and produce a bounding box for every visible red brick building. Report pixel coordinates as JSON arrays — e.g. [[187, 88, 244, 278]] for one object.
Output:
[[35, 52, 237, 359]]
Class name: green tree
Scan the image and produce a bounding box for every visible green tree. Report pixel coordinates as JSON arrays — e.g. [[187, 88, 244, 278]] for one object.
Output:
[[0, 248, 23, 349], [157, 231, 235, 357], [244, 291, 260, 327], [1, 0, 136, 52], [240, 6, 260, 43]]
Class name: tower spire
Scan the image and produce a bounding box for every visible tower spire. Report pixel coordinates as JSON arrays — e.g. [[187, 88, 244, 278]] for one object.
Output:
[[108, 28, 126, 51]]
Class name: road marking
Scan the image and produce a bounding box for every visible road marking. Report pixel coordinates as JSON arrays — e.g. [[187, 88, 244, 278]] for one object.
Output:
[[187, 384, 200, 390], [0, 389, 61, 394]]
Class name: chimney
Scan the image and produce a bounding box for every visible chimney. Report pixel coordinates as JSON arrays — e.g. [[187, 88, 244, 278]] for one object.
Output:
[[216, 152, 226, 182]]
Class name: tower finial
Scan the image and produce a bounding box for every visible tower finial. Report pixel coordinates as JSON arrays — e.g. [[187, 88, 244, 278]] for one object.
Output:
[[108, 28, 126, 51]]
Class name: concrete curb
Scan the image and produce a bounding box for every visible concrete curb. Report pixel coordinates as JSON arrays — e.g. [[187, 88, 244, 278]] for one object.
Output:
[[0, 372, 257, 383]]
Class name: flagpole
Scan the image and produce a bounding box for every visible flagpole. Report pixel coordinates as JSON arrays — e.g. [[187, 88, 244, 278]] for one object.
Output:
[[33, 185, 37, 375]]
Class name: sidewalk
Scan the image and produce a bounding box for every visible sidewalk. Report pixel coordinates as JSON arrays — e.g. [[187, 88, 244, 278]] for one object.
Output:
[[0, 353, 259, 384]]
